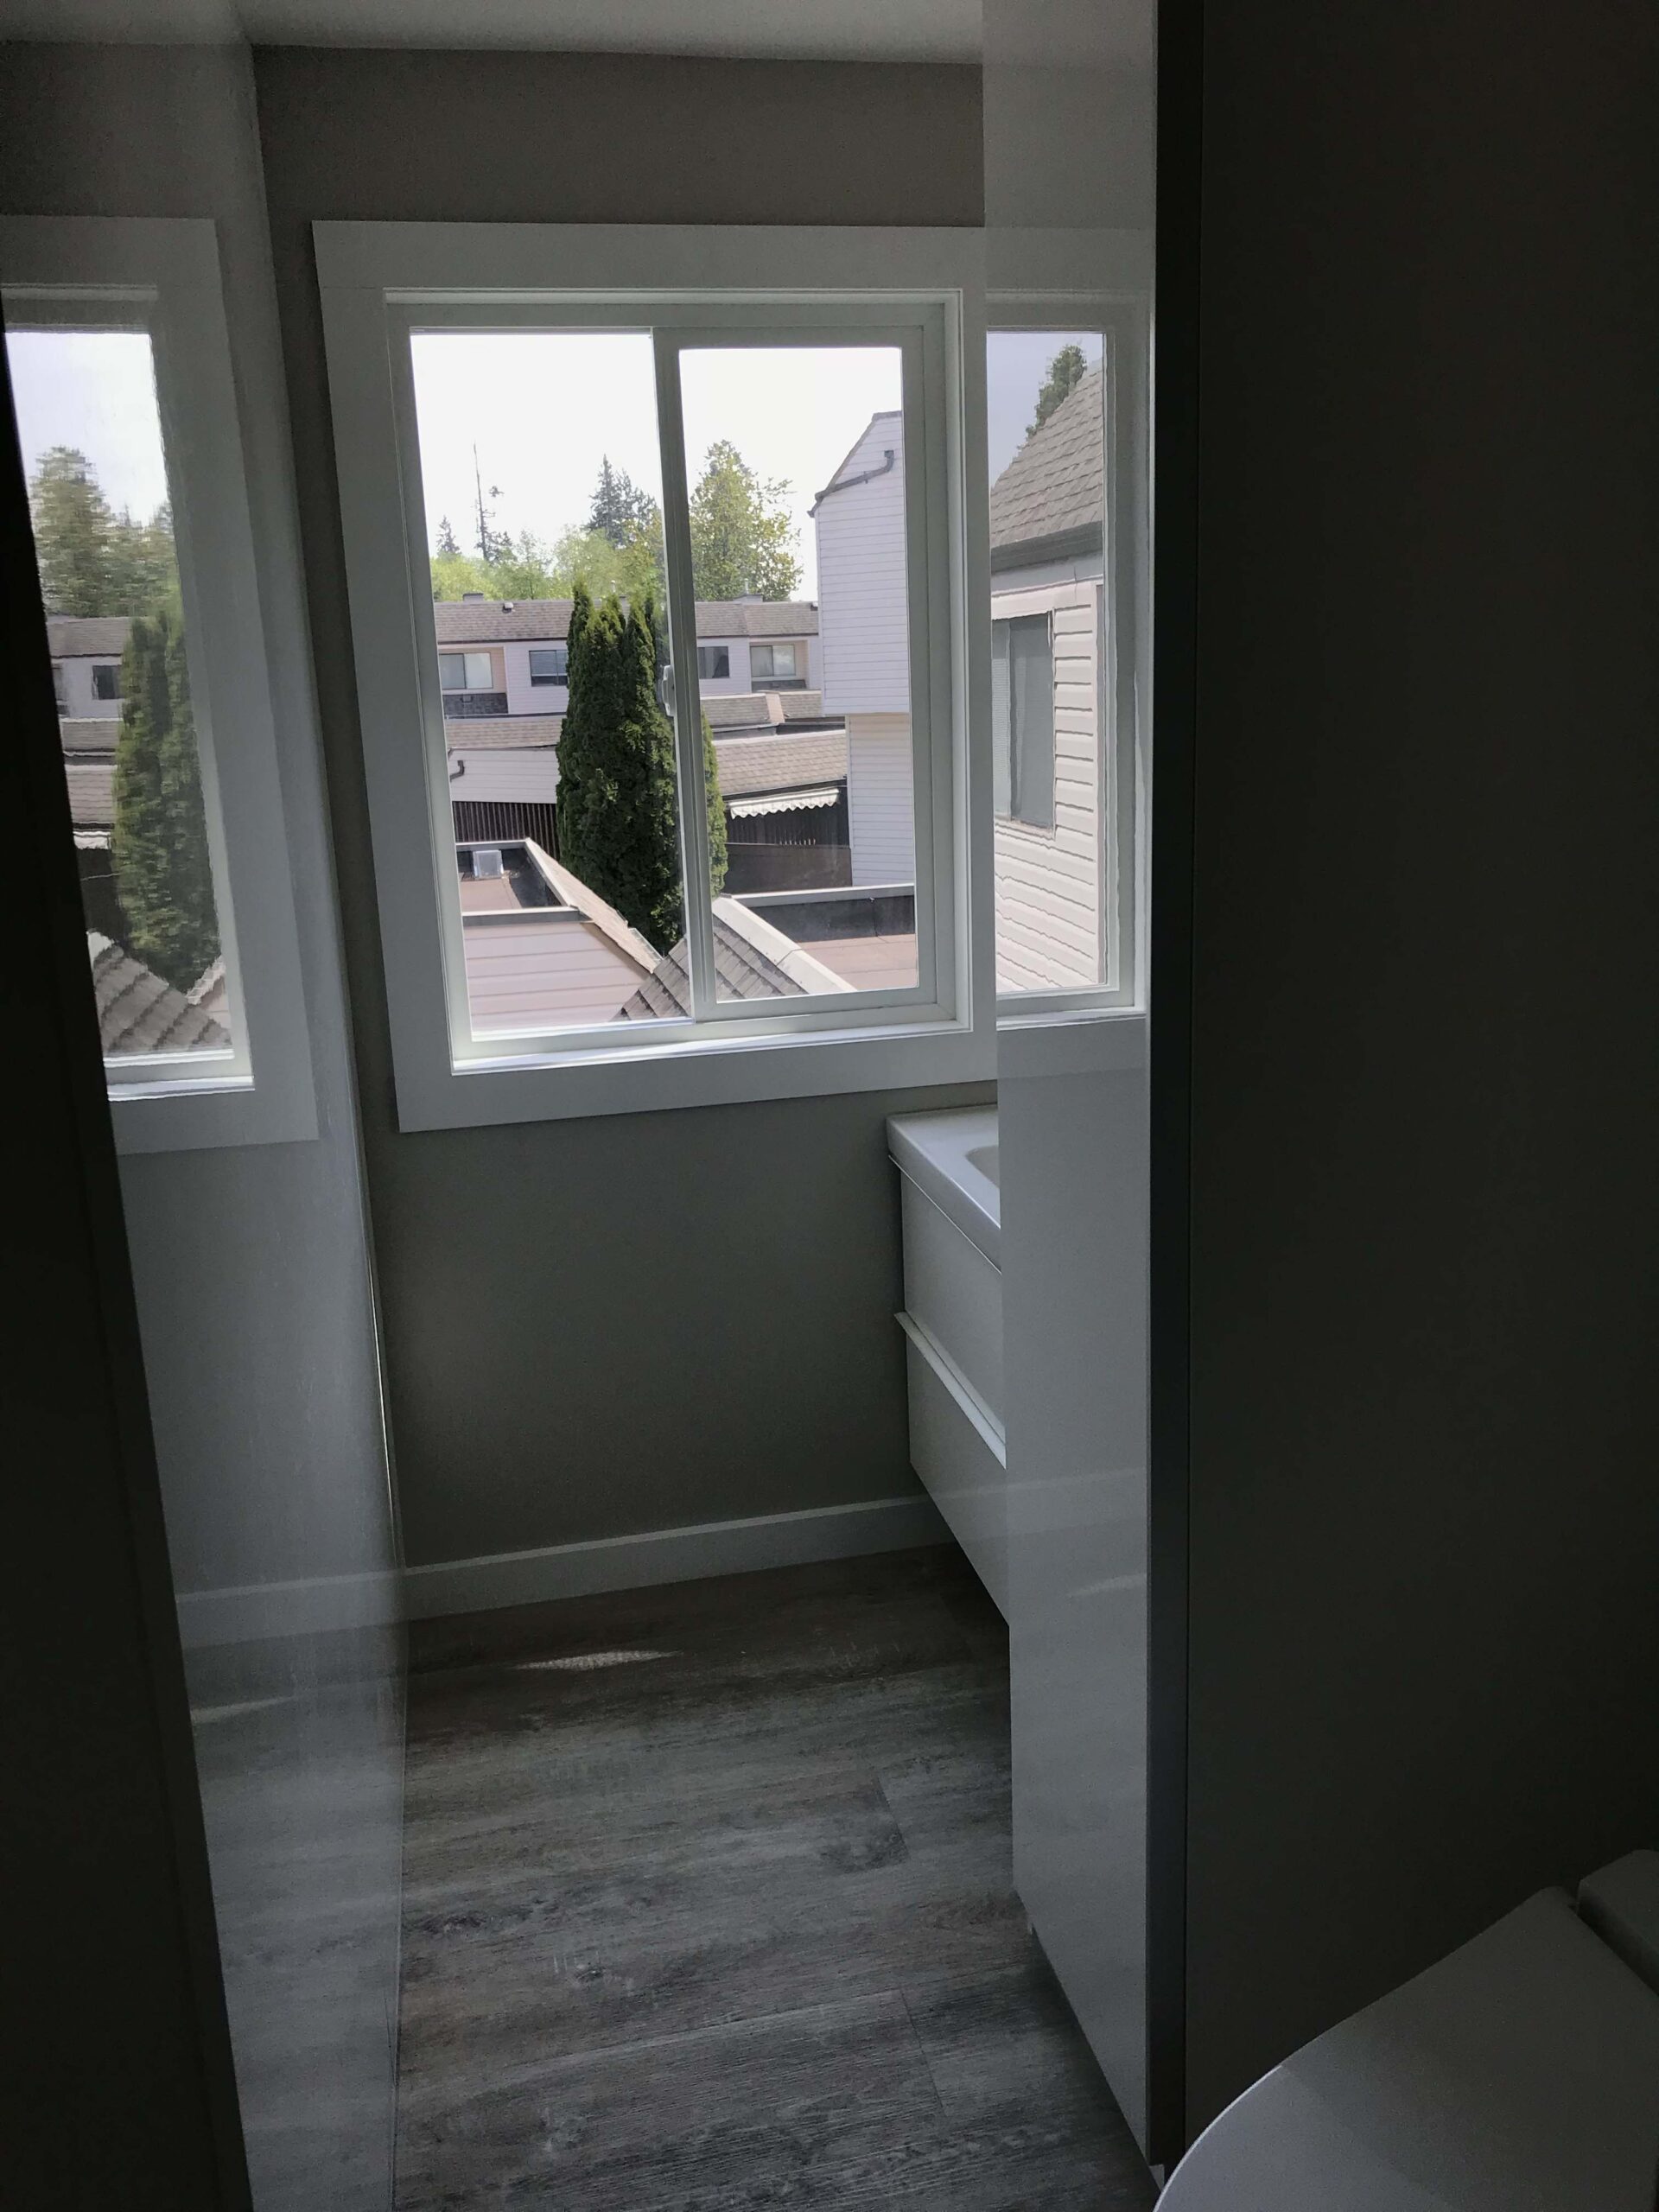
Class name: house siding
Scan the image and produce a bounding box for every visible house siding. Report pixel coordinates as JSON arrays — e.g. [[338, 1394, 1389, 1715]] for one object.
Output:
[[816, 416, 910, 717], [993, 575, 1103, 992], [847, 713, 916, 886], [54, 656, 124, 718], [448, 747, 560, 803]]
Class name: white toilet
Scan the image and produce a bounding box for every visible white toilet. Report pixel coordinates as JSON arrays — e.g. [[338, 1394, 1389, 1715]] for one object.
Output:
[[1160, 1851, 1659, 2210]]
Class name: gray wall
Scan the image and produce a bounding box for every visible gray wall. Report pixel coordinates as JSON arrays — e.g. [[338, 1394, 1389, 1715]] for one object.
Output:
[[0, 47, 404, 2207], [1173, 0, 1659, 2142], [252, 46, 990, 1570]]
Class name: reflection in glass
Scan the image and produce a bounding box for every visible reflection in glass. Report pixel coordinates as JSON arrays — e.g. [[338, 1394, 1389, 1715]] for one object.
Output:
[[986, 328, 1109, 995], [8, 325, 231, 1058]]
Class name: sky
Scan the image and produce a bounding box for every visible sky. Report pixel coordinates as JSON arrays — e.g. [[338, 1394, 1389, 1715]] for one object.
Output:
[[6, 329, 172, 519], [411, 334, 904, 602], [6, 320, 1103, 606]]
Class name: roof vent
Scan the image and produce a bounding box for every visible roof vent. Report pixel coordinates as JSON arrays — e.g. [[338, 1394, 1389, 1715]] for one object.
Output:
[[461, 590, 485, 601], [473, 848, 505, 879], [501, 601, 516, 613]]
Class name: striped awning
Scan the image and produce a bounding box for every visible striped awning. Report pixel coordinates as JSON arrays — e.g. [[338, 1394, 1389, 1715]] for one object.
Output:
[[728, 785, 842, 820]]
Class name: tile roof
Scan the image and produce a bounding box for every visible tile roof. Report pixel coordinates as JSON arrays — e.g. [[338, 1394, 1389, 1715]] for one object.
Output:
[[88, 933, 230, 1057], [988, 364, 1105, 561], [713, 728, 849, 799], [46, 615, 130, 656], [434, 597, 819, 643]]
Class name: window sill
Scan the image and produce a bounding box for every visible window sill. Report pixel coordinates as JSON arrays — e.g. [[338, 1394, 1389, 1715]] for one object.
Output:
[[396, 1011, 995, 1130], [996, 1003, 1145, 1082]]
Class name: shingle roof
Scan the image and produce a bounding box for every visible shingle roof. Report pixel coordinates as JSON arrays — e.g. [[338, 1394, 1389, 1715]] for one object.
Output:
[[88, 934, 229, 1057], [65, 761, 114, 829], [619, 912, 809, 1020], [702, 690, 841, 735], [46, 615, 129, 657], [60, 718, 118, 754], [446, 715, 563, 751], [713, 728, 849, 799], [434, 598, 818, 643], [988, 364, 1105, 562]]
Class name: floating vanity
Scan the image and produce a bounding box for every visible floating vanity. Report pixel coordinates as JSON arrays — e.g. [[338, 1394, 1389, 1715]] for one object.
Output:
[[887, 1107, 1007, 1615]]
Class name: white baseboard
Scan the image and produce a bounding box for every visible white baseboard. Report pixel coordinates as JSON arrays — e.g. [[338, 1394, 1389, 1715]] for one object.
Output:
[[402, 1492, 950, 1622]]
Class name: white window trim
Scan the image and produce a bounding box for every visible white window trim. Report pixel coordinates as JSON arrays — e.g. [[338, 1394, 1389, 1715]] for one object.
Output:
[[988, 228, 1152, 1080], [3, 216, 315, 1152], [316, 221, 993, 1128]]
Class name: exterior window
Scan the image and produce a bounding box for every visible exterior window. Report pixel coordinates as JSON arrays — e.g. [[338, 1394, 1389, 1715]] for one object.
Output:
[[750, 641, 802, 685], [51, 662, 65, 709], [992, 615, 1055, 830], [4, 216, 315, 1149], [319, 221, 977, 1126], [439, 651, 493, 691], [528, 645, 567, 684]]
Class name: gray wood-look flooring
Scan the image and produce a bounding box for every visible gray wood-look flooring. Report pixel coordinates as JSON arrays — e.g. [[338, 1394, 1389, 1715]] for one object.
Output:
[[397, 1546, 1154, 2209]]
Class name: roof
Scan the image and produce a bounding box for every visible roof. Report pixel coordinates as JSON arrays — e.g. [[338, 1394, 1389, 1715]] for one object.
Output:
[[446, 715, 563, 752], [702, 689, 841, 735], [712, 728, 849, 799], [88, 934, 229, 1057], [988, 363, 1105, 564], [434, 597, 819, 643], [64, 761, 114, 830], [46, 615, 129, 657], [619, 899, 850, 1020], [60, 719, 118, 755]]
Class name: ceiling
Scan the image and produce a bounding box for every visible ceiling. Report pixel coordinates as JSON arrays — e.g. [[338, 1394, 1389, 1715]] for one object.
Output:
[[0, 0, 1154, 66]]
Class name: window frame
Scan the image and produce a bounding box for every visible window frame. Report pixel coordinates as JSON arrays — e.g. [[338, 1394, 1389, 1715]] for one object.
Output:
[[696, 644, 730, 681], [317, 221, 991, 1129], [528, 645, 568, 685], [988, 236, 1152, 1060], [90, 660, 122, 701], [2, 216, 315, 1152]]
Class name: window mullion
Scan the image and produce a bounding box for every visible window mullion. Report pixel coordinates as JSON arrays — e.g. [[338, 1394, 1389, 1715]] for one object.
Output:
[[652, 328, 717, 1022]]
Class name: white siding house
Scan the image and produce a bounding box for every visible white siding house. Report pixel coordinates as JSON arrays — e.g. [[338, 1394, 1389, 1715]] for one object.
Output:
[[813, 412, 915, 886], [988, 365, 1108, 992], [46, 615, 127, 718]]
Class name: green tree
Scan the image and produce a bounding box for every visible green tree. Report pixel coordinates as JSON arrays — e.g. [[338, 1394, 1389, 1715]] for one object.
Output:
[[550, 518, 664, 610], [557, 584, 727, 950], [111, 604, 219, 990], [588, 456, 659, 549], [28, 447, 177, 617], [688, 440, 801, 601], [434, 513, 461, 556], [1027, 343, 1089, 438]]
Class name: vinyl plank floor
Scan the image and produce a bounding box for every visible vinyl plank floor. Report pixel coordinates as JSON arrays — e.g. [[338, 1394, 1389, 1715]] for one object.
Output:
[[395, 1547, 1154, 2209]]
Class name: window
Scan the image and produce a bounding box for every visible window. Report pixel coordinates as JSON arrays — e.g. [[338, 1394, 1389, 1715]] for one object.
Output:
[[439, 651, 493, 691], [528, 645, 567, 684], [993, 614, 1055, 830], [319, 221, 983, 1126], [987, 307, 1142, 1012], [51, 662, 65, 709], [750, 640, 803, 687], [3, 215, 314, 1150]]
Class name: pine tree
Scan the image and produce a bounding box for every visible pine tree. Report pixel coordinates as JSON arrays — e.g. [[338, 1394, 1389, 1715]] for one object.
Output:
[[588, 456, 659, 549], [557, 585, 728, 950], [29, 447, 178, 616], [111, 604, 220, 991], [1027, 344, 1089, 438], [688, 441, 802, 601], [435, 513, 461, 556]]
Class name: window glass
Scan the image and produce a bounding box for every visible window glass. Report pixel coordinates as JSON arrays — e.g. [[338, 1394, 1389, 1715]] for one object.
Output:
[[987, 328, 1109, 995], [677, 344, 918, 1001], [9, 323, 233, 1063], [409, 328, 685, 1036], [696, 645, 729, 680]]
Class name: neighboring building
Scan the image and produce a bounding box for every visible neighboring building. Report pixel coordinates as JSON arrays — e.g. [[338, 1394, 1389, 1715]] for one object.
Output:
[[811, 412, 915, 890], [986, 363, 1108, 992], [47, 614, 127, 720]]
